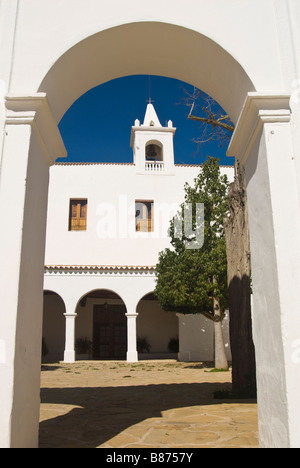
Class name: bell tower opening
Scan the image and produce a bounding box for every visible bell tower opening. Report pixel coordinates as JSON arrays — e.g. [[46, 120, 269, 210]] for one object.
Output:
[[146, 142, 163, 162], [131, 103, 176, 175], [145, 141, 164, 172]]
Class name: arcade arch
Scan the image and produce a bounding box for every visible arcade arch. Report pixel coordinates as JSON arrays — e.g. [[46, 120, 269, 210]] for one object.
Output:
[[42, 291, 66, 362], [75, 289, 127, 361], [136, 292, 178, 358]]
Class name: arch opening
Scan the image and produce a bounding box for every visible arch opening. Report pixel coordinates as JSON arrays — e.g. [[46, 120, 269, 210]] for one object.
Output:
[[76, 289, 127, 361], [136, 292, 178, 360], [42, 291, 66, 363]]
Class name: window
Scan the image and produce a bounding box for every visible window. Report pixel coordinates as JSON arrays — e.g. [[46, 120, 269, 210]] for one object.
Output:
[[69, 199, 88, 231], [135, 201, 154, 232]]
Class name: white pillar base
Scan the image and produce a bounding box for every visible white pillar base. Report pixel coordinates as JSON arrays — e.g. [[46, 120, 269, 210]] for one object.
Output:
[[126, 350, 139, 363], [63, 313, 77, 363], [126, 313, 138, 363], [63, 349, 76, 363]]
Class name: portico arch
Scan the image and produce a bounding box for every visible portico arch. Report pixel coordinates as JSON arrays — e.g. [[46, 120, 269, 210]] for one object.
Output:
[[1, 7, 300, 448], [42, 290, 66, 362], [75, 289, 127, 361], [137, 292, 178, 359]]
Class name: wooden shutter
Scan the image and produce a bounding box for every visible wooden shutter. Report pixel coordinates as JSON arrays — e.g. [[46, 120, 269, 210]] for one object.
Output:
[[69, 199, 88, 231]]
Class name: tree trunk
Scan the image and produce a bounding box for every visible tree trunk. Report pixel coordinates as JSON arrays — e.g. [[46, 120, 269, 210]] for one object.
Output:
[[224, 161, 256, 394], [213, 295, 229, 370]]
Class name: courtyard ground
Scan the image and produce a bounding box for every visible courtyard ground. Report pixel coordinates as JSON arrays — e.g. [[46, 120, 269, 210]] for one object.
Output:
[[39, 360, 259, 448]]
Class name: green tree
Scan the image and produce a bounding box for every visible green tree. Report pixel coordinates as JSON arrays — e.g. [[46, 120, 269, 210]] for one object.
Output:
[[155, 157, 229, 370]]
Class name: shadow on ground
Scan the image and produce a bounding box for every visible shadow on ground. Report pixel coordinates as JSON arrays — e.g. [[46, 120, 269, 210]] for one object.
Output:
[[39, 382, 255, 448]]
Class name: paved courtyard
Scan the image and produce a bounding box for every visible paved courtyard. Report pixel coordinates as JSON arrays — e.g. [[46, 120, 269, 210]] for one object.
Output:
[[39, 360, 259, 448]]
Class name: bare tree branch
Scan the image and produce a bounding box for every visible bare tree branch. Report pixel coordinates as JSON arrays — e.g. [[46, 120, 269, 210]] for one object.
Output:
[[181, 87, 235, 149], [188, 112, 235, 133]]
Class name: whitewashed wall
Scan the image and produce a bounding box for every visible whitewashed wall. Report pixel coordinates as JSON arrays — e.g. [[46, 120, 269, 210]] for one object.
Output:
[[45, 163, 233, 267]]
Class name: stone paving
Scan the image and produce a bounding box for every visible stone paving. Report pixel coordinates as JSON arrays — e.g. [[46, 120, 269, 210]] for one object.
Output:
[[39, 360, 259, 448]]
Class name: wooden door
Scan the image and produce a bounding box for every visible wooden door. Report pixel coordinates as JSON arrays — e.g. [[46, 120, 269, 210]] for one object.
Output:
[[93, 304, 127, 360]]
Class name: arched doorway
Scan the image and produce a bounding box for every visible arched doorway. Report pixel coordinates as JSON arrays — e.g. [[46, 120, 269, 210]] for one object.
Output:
[[76, 290, 127, 360]]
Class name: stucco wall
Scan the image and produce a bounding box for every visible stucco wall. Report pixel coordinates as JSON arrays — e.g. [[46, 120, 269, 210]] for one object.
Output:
[[178, 313, 231, 362], [45, 163, 233, 267]]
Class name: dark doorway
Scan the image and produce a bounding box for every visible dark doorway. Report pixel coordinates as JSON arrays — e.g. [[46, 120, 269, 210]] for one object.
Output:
[[93, 304, 127, 360]]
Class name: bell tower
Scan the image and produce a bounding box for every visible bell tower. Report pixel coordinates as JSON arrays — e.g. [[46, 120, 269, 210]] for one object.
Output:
[[130, 102, 176, 175]]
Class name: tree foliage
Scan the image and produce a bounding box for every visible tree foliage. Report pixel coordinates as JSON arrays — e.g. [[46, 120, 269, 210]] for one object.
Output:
[[155, 157, 229, 322]]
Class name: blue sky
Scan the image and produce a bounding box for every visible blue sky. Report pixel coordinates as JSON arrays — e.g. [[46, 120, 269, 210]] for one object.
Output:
[[57, 75, 235, 166]]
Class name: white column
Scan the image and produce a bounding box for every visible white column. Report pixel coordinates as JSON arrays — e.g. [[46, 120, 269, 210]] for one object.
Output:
[[126, 313, 138, 363], [0, 95, 66, 448], [64, 313, 77, 363], [228, 93, 300, 448]]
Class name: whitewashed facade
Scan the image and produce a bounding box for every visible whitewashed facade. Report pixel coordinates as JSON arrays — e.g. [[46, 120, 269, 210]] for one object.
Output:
[[43, 103, 233, 364]]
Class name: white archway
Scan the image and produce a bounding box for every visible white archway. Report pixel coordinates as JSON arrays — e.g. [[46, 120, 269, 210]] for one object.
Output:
[[38, 22, 255, 125], [76, 289, 128, 361], [1, 5, 300, 448], [136, 292, 178, 359]]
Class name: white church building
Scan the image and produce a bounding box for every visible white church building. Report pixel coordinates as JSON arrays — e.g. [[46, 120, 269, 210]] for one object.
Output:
[[43, 102, 233, 363]]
